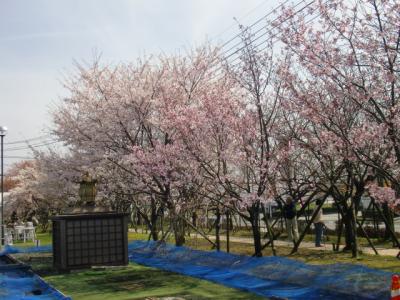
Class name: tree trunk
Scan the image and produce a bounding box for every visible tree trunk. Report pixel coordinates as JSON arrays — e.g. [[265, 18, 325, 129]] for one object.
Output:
[[226, 210, 230, 253], [215, 207, 221, 251], [250, 204, 262, 257], [351, 204, 359, 258], [383, 203, 394, 243], [342, 206, 358, 257], [150, 198, 158, 241], [173, 216, 186, 246], [136, 210, 142, 226], [261, 204, 276, 256], [192, 211, 197, 228]]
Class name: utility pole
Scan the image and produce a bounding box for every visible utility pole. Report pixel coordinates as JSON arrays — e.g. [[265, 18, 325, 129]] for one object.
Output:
[[0, 126, 8, 247]]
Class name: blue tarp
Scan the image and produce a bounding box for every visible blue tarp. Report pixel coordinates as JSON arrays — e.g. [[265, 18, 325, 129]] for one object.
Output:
[[0, 244, 52, 255], [0, 256, 70, 300], [127, 241, 392, 300], [2, 242, 393, 299], [0, 268, 70, 300]]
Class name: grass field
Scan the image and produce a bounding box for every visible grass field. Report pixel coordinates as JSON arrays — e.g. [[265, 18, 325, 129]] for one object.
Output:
[[15, 253, 264, 300], [11, 229, 400, 299]]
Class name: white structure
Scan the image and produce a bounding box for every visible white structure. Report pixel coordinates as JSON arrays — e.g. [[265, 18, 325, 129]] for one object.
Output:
[[0, 192, 9, 246]]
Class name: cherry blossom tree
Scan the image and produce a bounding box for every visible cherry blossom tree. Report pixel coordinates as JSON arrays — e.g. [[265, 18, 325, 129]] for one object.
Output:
[[52, 47, 224, 246], [275, 0, 400, 255], [23, 0, 398, 257], [7, 154, 77, 230]]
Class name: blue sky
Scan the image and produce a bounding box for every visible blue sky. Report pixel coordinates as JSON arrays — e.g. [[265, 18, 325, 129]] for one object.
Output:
[[0, 0, 280, 168]]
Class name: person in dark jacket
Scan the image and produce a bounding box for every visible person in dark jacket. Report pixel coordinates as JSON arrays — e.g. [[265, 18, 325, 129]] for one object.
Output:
[[283, 197, 299, 242]]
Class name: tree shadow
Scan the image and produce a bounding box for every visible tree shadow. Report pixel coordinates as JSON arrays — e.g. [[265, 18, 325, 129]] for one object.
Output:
[[15, 253, 264, 300]]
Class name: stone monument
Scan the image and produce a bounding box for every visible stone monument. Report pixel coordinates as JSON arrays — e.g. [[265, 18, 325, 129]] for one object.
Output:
[[52, 172, 128, 271], [78, 171, 97, 206], [64, 172, 108, 214]]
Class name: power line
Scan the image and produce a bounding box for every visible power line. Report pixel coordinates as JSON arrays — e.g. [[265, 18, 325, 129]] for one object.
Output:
[[210, 12, 320, 82], [3, 156, 34, 160], [221, 10, 322, 76], [219, 0, 293, 50], [207, 0, 316, 78], [4, 140, 60, 152], [224, 0, 318, 65], [220, 0, 304, 59], [203, 0, 302, 77], [209, 0, 319, 80], [210, 0, 272, 42], [4, 134, 52, 145]]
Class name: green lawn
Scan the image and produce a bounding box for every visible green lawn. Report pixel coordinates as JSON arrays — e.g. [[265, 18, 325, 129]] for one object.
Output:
[[12, 231, 53, 247], [14, 231, 265, 299], [15, 253, 264, 300], [18, 230, 396, 253], [12, 231, 148, 248]]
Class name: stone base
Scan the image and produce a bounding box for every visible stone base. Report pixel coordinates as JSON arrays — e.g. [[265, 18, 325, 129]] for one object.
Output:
[[52, 210, 128, 271]]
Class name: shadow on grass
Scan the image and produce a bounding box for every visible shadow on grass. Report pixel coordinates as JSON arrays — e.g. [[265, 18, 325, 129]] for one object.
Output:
[[15, 253, 265, 300]]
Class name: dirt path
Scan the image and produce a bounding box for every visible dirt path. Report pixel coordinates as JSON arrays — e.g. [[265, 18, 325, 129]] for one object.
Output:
[[129, 228, 400, 256], [205, 234, 400, 256]]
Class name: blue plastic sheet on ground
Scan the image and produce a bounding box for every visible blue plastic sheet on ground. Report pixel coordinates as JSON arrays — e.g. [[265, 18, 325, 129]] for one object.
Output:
[[0, 254, 69, 300], [127, 240, 392, 300], [0, 267, 70, 300], [0, 244, 52, 255], [3, 242, 393, 299]]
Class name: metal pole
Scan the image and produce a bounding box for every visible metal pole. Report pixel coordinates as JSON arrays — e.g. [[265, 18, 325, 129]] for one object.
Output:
[[1, 134, 4, 246]]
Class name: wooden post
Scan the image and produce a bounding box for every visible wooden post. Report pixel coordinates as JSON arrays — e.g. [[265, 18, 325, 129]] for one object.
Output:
[[226, 210, 230, 253], [262, 204, 276, 256], [215, 207, 221, 251]]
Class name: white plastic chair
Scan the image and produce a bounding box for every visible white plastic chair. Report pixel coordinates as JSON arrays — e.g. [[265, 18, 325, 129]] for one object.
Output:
[[24, 223, 36, 242], [4, 228, 13, 245], [14, 225, 26, 242]]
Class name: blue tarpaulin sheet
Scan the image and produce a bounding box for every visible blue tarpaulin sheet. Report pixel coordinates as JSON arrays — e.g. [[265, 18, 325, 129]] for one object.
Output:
[[2, 241, 393, 299], [0, 244, 52, 256], [0, 255, 70, 300], [127, 241, 392, 300], [0, 270, 70, 300]]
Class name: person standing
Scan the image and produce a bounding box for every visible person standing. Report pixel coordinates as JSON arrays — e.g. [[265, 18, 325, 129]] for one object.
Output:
[[313, 199, 324, 247], [283, 197, 299, 242]]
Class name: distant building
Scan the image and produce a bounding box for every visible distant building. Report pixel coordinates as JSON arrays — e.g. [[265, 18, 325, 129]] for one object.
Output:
[[0, 192, 10, 233]]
